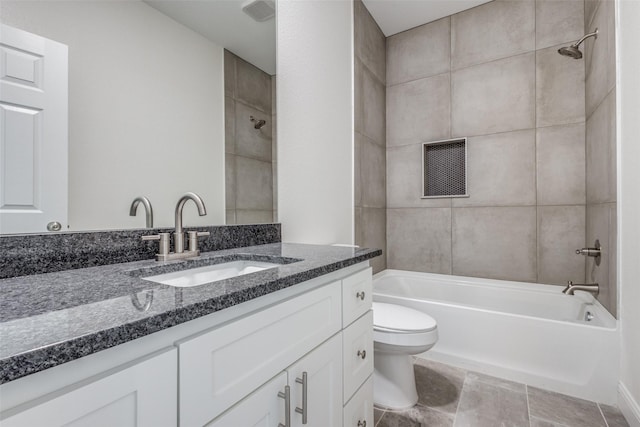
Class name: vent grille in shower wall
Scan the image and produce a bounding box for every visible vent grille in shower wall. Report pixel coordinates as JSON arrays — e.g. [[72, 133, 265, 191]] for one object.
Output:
[[422, 138, 467, 198]]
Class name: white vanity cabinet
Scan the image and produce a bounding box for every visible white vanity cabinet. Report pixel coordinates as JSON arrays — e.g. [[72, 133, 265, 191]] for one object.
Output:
[[0, 262, 375, 427], [0, 348, 177, 427]]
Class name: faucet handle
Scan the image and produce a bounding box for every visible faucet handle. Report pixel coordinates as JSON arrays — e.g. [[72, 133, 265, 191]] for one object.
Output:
[[187, 231, 210, 252], [141, 233, 170, 256]]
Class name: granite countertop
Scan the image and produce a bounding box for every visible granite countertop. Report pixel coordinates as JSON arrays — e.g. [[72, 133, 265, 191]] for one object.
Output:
[[0, 243, 381, 384]]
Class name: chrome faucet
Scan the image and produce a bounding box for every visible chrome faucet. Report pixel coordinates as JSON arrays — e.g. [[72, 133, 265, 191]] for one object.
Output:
[[129, 196, 153, 228], [562, 281, 599, 296], [174, 192, 207, 254], [141, 192, 209, 261]]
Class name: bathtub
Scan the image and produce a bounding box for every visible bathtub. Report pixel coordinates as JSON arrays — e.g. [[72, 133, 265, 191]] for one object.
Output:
[[373, 270, 619, 404]]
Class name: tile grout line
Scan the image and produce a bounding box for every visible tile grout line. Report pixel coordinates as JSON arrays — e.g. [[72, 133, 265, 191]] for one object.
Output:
[[526, 384, 533, 426], [598, 403, 611, 427]]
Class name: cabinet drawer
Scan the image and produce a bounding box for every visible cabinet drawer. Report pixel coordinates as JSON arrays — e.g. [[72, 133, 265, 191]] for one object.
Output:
[[0, 348, 177, 427], [343, 310, 374, 403], [343, 376, 373, 427], [342, 267, 372, 327], [178, 280, 342, 427]]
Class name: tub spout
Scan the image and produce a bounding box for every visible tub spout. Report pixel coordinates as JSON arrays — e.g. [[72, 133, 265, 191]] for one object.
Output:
[[562, 281, 599, 296]]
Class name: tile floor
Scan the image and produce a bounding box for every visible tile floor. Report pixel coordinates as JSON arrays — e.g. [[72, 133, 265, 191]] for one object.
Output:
[[374, 359, 630, 427]]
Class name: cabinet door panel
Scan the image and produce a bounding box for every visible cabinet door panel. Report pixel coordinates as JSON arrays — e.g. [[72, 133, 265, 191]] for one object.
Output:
[[206, 372, 287, 427], [342, 268, 372, 327], [0, 348, 176, 427], [343, 376, 373, 427], [287, 334, 342, 427], [343, 311, 374, 402], [179, 281, 342, 427]]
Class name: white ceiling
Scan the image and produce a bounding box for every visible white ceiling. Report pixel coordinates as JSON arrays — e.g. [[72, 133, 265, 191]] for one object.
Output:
[[362, 0, 493, 36], [144, 0, 492, 76], [145, 0, 276, 75]]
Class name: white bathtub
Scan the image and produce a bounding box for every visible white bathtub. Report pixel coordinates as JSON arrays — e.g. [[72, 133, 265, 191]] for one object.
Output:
[[373, 270, 619, 404]]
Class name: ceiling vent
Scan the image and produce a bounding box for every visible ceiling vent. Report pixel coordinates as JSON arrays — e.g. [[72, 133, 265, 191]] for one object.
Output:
[[242, 0, 275, 22]]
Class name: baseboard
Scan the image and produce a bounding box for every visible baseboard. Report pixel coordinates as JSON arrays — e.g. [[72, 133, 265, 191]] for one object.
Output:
[[619, 382, 640, 427]]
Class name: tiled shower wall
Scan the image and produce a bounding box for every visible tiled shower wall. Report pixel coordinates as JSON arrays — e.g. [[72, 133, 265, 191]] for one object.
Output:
[[354, 0, 387, 273], [386, 0, 589, 286], [584, 0, 617, 316], [224, 50, 275, 224]]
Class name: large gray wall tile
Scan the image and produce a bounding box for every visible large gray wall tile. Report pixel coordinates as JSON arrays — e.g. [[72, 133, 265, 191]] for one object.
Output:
[[387, 208, 452, 273], [387, 144, 452, 208], [361, 136, 386, 208], [354, 58, 364, 135], [537, 205, 586, 285], [586, 91, 616, 204], [537, 123, 586, 205], [451, 0, 535, 69], [587, 202, 616, 316], [362, 65, 386, 145], [452, 130, 536, 207], [358, 207, 386, 273], [235, 102, 272, 162], [535, 0, 584, 49], [387, 74, 450, 146], [235, 156, 273, 210], [225, 154, 236, 210], [236, 56, 272, 114], [585, 0, 615, 117], [452, 207, 537, 282], [224, 49, 236, 98], [608, 203, 617, 317], [536, 44, 585, 127], [451, 53, 535, 137], [386, 17, 450, 86], [354, 0, 386, 84], [354, 133, 362, 207], [225, 97, 236, 154], [235, 209, 273, 224]]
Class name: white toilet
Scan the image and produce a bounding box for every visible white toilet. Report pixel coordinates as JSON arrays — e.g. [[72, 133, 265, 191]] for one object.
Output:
[[372, 302, 438, 409]]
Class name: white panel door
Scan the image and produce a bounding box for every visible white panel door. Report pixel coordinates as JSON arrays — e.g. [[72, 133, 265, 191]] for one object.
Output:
[[0, 24, 68, 234], [287, 334, 343, 427], [0, 348, 177, 427], [206, 372, 288, 427]]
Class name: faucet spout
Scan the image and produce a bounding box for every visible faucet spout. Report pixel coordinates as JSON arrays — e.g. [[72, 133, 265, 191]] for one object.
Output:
[[174, 192, 207, 253], [562, 281, 599, 296], [129, 196, 153, 228]]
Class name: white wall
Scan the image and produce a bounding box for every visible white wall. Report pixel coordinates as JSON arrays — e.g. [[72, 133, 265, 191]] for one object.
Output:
[[617, 0, 640, 423], [1, 1, 225, 231], [277, 0, 354, 244]]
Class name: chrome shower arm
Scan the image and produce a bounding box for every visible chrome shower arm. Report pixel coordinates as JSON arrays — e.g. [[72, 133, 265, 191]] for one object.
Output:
[[573, 29, 598, 48]]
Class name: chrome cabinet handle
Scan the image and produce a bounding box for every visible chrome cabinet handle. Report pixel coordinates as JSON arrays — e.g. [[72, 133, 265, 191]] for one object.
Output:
[[356, 291, 365, 300], [357, 350, 366, 360], [47, 221, 62, 231], [358, 421, 367, 427], [278, 385, 291, 427], [295, 372, 308, 424]]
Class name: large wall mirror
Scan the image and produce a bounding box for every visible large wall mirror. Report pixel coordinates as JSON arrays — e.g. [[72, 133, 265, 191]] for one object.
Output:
[[0, 0, 276, 234]]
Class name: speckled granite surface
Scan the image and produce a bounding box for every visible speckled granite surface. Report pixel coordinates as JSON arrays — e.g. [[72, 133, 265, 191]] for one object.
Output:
[[0, 243, 381, 384], [0, 224, 281, 279]]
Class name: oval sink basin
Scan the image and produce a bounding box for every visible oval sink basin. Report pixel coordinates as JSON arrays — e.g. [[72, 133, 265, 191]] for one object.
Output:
[[143, 260, 280, 288]]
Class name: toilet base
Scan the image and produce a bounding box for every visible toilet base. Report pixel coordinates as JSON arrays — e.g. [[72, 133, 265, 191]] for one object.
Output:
[[373, 352, 418, 410]]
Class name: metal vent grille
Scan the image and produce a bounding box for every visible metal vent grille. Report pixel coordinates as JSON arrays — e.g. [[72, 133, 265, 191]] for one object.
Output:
[[422, 138, 467, 198]]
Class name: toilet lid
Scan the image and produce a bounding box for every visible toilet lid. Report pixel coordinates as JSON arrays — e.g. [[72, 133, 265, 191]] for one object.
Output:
[[372, 302, 437, 333]]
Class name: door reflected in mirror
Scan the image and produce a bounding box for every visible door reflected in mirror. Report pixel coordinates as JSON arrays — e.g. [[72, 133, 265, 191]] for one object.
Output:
[[0, 0, 276, 234]]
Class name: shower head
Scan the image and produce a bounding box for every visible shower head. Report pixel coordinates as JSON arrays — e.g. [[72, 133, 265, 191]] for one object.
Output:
[[558, 45, 583, 59], [250, 115, 267, 130], [557, 28, 598, 59]]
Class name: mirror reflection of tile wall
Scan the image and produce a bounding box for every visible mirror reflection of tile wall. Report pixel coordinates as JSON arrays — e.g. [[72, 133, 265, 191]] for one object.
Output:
[[224, 50, 276, 224]]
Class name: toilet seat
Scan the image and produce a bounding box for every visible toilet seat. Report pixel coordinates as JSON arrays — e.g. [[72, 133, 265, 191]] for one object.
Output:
[[372, 302, 438, 348], [373, 302, 437, 333]]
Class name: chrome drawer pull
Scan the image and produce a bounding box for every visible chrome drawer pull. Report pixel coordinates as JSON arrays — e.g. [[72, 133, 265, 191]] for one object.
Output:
[[358, 420, 367, 427], [356, 291, 365, 300], [295, 372, 308, 424], [278, 385, 291, 427], [357, 350, 366, 360]]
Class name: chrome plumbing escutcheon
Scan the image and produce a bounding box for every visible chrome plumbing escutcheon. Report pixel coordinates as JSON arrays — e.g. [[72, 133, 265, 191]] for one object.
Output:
[[576, 240, 602, 265]]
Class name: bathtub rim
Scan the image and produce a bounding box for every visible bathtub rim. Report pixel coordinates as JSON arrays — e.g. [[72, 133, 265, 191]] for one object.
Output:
[[373, 269, 618, 330]]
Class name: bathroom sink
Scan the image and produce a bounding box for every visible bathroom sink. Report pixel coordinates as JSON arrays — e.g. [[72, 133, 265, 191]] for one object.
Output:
[[143, 260, 280, 288]]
